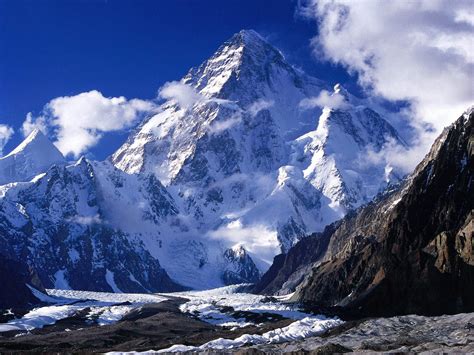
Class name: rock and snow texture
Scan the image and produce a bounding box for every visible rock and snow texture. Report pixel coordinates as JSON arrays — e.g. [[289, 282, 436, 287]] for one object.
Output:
[[0, 30, 405, 292], [292, 104, 404, 214], [0, 157, 186, 293], [0, 129, 65, 185]]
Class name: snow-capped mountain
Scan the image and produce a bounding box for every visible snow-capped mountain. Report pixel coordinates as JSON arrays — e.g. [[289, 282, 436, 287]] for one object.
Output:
[[0, 30, 406, 292], [112, 30, 405, 260], [0, 158, 186, 292], [0, 129, 65, 185]]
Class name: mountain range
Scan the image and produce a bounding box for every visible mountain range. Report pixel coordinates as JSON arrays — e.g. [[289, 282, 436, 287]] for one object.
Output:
[[0, 30, 427, 295]]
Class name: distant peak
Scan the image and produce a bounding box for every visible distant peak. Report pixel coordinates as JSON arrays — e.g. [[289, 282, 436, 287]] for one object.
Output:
[[7, 129, 47, 156], [333, 83, 350, 99], [4, 128, 64, 160], [24, 128, 45, 141]]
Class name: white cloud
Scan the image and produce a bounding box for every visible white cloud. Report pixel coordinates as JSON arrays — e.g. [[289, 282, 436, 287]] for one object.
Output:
[[209, 112, 242, 134], [361, 135, 436, 175], [0, 124, 14, 156], [67, 214, 102, 225], [21, 112, 48, 137], [207, 220, 280, 266], [299, 89, 348, 110], [158, 81, 202, 109], [247, 99, 274, 117], [25, 90, 157, 158], [301, 0, 474, 162], [209, 99, 276, 134]]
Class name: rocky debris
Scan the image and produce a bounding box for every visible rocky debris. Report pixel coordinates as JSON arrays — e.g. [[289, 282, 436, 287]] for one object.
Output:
[[227, 312, 474, 354]]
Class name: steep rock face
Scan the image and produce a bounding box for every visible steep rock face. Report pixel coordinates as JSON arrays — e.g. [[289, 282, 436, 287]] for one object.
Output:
[[111, 30, 405, 269], [222, 245, 261, 285], [253, 225, 335, 295], [0, 254, 42, 310], [258, 109, 473, 317], [0, 129, 65, 185]]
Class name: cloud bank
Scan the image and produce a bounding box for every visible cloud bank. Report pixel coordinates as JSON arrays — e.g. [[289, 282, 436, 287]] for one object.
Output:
[[24, 90, 157, 157], [0, 125, 14, 156], [247, 99, 274, 117], [301, 0, 473, 132], [209, 113, 242, 134], [21, 112, 48, 137], [300, 0, 473, 172]]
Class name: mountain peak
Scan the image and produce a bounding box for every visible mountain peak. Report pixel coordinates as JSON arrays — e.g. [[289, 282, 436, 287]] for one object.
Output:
[[7, 128, 48, 156], [333, 83, 349, 100], [229, 29, 268, 47], [182, 29, 301, 99], [0, 129, 65, 185], [225, 29, 284, 65]]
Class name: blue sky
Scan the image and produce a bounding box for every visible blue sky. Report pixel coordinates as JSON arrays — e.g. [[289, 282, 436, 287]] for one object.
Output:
[[0, 0, 355, 159], [1, 0, 471, 166]]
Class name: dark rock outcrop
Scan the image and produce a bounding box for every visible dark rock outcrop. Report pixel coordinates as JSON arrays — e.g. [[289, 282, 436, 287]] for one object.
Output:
[[0, 254, 42, 310], [257, 109, 474, 317], [253, 224, 335, 295]]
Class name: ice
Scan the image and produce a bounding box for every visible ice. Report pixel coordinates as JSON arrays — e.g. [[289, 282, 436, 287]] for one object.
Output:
[[0, 304, 80, 333], [107, 314, 341, 354], [47, 289, 167, 303], [106, 285, 342, 354], [11, 286, 342, 353], [0, 288, 167, 333], [170, 284, 341, 329], [160, 316, 342, 351]]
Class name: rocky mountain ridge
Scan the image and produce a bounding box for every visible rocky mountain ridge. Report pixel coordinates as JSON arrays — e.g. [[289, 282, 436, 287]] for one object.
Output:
[[256, 108, 474, 317]]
